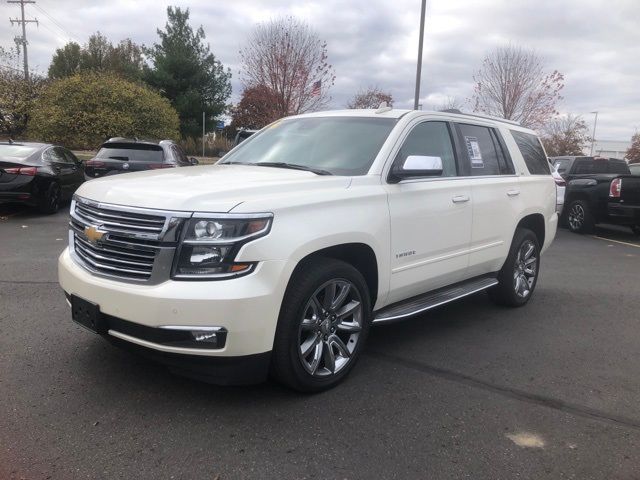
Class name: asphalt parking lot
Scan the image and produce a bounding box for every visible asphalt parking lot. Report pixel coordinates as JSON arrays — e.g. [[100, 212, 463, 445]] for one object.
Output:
[[2, 204, 640, 480]]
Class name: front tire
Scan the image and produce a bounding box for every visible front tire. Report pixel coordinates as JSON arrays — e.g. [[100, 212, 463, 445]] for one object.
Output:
[[271, 258, 371, 392], [489, 228, 540, 307], [566, 199, 594, 234]]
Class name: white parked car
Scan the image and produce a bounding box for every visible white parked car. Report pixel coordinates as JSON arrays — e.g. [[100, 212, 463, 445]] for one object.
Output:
[[58, 108, 557, 392]]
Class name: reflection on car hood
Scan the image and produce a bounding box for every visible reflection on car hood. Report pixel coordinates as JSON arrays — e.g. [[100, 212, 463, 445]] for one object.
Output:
[[74, 164, 351, 212]]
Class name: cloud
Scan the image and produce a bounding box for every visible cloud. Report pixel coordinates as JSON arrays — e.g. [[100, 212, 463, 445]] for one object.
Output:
[[0, 0, 637, 139]]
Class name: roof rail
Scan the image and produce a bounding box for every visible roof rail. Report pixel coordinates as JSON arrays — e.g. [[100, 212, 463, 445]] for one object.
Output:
[[440, 109, 521, 126]]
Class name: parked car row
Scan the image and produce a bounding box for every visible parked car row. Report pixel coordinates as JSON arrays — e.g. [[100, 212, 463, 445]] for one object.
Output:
[[551, 156, 640, 235], [0, 138, 198, 214]]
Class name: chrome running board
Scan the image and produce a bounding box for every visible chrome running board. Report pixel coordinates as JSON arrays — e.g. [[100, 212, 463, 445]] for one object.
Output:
[[373, 277, 498, 324]]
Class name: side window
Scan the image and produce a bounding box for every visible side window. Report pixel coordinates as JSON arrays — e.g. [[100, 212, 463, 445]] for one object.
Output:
[[395, 121, 457, 177], [44, 147, 66, 164], [61, 148, 79, 164], [573, 160, 594, 174], [456, 123, 504, 176], [510, 130, 550, 175]]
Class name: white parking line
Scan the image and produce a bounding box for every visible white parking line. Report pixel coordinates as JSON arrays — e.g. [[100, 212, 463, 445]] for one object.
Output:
[[593, 236, 640, 249]]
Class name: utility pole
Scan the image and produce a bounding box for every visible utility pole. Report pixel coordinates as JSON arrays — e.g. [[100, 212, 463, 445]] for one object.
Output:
[[413, 0, 427, 110], [590, 111, 599, 156], [8, 0, 38, 81]]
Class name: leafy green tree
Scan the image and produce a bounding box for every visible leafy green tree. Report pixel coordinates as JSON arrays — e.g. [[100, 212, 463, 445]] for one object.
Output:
[[48, 33, 144, 81], [0, 47, 46, 137], [28, 72, 179, 149], [48, 42, 82, 78], [144, 6, 232, 138]]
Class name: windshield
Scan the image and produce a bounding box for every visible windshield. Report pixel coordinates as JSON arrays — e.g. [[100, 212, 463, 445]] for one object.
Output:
[[96, 144, 164, 162], [221, 117, 397, 176]]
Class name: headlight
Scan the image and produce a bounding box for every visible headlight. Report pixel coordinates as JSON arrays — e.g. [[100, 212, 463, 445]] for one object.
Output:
[[172, 214, 272, 279]]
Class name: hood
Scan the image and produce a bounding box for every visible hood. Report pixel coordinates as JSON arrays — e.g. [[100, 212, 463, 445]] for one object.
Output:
[[75, 164, 351, 212]]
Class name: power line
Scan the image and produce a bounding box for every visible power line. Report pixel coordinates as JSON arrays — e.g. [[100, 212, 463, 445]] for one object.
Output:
[[7, 0, 38, 81], [32, 3, 76, 43]]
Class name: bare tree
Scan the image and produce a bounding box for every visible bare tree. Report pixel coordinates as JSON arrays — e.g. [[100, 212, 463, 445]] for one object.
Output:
[[239, 16, 335, 116], [626, 132, 640, 164], [347, 86, 393, 109], [472, 45, 564, 130], [541, 114, 591, 156], [436, 96, 463, 112]]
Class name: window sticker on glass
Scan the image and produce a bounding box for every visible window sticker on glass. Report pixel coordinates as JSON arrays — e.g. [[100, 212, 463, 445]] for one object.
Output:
[[464, 136, 484, 168]]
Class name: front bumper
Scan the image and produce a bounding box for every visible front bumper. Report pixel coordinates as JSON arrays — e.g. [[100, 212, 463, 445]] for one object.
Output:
[[59, 247, 289, 380]]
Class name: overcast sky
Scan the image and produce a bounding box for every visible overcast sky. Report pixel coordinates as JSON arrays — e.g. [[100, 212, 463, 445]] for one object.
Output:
[[1, 0, 638, 140]]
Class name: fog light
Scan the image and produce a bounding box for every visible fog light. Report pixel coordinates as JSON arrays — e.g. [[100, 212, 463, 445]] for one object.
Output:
[[192, 330, 218, 343]]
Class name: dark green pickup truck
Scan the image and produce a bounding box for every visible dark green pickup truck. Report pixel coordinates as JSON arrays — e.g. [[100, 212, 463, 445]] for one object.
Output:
[[551, 156, 640, 234]]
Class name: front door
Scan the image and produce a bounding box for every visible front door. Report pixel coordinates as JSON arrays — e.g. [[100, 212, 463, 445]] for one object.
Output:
[[385, 121, 473, 304]]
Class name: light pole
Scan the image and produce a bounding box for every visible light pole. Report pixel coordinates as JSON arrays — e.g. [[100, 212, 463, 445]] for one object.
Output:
[[413, 0, 427, 110], [590, 111, 598, 156]]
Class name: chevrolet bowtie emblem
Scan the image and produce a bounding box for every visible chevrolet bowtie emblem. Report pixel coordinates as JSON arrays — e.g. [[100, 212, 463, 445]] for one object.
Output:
[[84, 225, 106, 244]]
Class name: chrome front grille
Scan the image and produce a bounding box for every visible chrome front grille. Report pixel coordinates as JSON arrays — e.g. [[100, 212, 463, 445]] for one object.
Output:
[[73, 232, 156, 280], [74, 200, 166, 236], [69, 196, 191, 283]]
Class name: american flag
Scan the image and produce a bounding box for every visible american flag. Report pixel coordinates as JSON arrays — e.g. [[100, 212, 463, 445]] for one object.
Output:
[[310, 80, 321, 96]]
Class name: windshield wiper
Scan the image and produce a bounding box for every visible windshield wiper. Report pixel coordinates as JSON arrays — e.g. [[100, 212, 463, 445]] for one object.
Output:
[[253, 162, 333, 176]]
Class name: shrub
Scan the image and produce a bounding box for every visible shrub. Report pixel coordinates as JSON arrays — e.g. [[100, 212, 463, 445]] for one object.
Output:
[[28, 72, 180, 149]]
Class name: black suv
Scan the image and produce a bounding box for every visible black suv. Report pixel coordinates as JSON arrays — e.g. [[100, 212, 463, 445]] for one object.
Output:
[[84, 138, 198, 180]]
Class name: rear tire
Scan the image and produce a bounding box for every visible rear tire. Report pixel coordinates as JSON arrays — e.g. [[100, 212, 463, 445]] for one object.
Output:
[[566, 199, 594, 234], [489, 228, 540, 308], [38, 182, 61, 214], [271, 258, 371, 392], [632, 225, 640, 236]]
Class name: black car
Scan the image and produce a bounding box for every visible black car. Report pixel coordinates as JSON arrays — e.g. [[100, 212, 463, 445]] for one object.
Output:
[[84, 138, 198, 180], [0, 141, 84, 213]]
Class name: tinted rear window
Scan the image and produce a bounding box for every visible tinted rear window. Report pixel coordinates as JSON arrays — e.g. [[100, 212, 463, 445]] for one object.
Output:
[[511, 131, 550, 175], [0, 144, 40, 159], [608, 160, 630, 174], [96, 144, 164, 163]]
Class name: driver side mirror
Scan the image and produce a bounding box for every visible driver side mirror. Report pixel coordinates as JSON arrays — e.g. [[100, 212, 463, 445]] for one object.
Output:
[[389, 155, 443, 183], [189, 157, 199, 165]]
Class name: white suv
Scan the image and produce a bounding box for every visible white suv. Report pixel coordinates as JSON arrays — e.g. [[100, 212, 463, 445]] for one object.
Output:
[[58, 109, 557, 391]]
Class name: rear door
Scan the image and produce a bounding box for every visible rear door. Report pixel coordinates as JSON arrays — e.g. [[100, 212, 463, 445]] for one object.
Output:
[[453, 123, 522, 277]]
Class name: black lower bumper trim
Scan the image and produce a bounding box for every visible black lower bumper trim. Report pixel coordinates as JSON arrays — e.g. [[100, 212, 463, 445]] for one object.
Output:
[[107, 335, 271, 385]]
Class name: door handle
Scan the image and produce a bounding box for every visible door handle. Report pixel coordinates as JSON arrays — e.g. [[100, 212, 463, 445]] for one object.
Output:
[[507, 189, 520, 197], [452, 195, 470, 203]]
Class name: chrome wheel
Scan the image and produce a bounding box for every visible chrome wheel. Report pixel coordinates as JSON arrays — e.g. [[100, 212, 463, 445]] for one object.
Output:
[[297, 279, 363, 377], [568, 203, 585, 231], [513, 240, 538, 298]]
